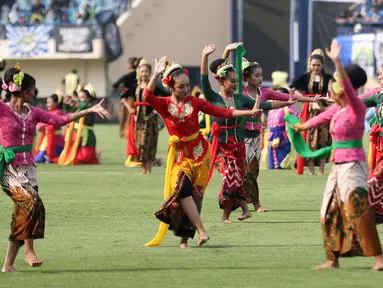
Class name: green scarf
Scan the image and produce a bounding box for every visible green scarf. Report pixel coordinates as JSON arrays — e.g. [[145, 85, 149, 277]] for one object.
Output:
[[284, 114, 363, 159], [236, 44, 246, 95], [0, 145, 33, 178]]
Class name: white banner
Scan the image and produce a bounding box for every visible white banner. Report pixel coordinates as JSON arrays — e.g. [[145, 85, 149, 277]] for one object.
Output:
[[352, 33, 375, 77]]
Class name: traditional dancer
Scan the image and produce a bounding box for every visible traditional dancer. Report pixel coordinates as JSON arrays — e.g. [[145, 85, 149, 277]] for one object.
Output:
[[35, 93, 65, 163], [291, 49, 334, 175], [292, 40, 383, 270], [239, 58, 315, 212], [361, 95, 383, 219], [202, 44, 297, 222], [121, 58, 169, 174], [58, 89, 101, 165], [144, 56, 263, 248], [267, 88, 300, 169], [0, 64, 110, 272]]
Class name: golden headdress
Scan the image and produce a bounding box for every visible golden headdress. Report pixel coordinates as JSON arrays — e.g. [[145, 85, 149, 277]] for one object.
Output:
[[136, 58, 150, 81], [84, 83, 96, 98], [271, 71, 289, 90], [307, 48, 325, 72]]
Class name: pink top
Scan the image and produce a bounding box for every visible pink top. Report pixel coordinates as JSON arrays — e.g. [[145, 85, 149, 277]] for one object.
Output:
[[268, 107, 300, 129], [306, 77, 366, 163], [242, 85, 291, 131], [0, 102, 69, 165]]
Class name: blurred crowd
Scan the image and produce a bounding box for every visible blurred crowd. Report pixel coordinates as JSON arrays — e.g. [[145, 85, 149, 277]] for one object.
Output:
[[337, 0, 383, 24]]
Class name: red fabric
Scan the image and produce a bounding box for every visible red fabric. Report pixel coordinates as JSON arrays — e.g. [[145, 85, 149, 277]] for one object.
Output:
[[215, 136, 246, 211], [144, 89, 234, 138], [34, 130, 45, 156], [46, 126, 57, 163], [296, 93, 323, 175], [208, 122, 241, 183], [369, 125, 383, 176], [74, 146, 100, 164], [126, 101, 149, 158]]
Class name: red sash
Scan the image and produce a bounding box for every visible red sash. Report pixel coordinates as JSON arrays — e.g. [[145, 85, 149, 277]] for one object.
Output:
[[208, 122, 241, 183]]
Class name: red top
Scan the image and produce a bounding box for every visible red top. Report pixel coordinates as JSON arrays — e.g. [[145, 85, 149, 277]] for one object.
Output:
[[144, 88, 234, 163]]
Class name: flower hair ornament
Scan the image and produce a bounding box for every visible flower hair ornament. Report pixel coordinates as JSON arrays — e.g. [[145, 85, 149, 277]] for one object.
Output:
[[215, 58, 234, 80], [162, 60, 184, 88], [2, 63, 24, 92], [331, 72, 343, 95]]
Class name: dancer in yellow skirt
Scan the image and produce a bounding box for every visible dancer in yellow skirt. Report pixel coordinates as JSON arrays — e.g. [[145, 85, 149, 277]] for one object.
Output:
[[144, 56, 262, 248]]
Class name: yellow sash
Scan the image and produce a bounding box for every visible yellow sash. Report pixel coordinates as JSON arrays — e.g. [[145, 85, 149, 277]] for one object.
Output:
[[145, 131, 200, 247], [58, 117, 85, 165], [40, 130, 62, 150], [58, 122, 75, 164]]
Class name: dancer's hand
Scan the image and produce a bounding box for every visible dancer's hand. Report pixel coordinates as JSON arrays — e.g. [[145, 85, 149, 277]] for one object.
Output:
[[154, 56, 167, 76], [286, 90, 298, 106], [202, 44, 216, 56], [325, 39, 341, 62], [292, 123, 307, 132], [225, 42, 243, 52], [251, 96, 263, 114], [90, 99, 112, 119]]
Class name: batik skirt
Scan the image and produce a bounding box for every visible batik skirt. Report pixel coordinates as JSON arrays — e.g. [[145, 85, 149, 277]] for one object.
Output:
[[155, 153, 209, 239], [215, 136, 247, 210], [321, 161, 382, 260], [0, 165, 45, 245], [267, 127, 291, 169], [135, 114, 159, 164], [243, 135, 261, 204]]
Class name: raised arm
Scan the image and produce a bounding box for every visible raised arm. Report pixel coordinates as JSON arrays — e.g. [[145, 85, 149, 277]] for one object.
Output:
[[222, 42, 243, 60], [144, 56, 171, 114], [326, 39, 364, 116], [200, 44, 219, 103]]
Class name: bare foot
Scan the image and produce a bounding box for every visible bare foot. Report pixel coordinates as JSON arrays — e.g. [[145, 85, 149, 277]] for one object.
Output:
[[254, 203, 269, 213], [372, 255, 383, 271], [180, 238, 189, 249], [197, 233, 210, 246], [313, 261, 339, 270], [141, 170, 148, 175], [309, 172, 315, 176], [25, 253, 43, 268], [1, 266, 17, 273], [238, 212, 252, 221], [222, 219, 232, 223]]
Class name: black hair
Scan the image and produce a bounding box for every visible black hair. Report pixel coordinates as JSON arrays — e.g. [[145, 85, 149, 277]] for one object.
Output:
[[79, 89, 92, 99], [2, 91, 11, 103], [72, 90, 78, 97], [243, 62, 263, 81], [128, 57, 138, 68], [71, 69, 77, 74], [134, 57, 143, 69], [344, 64, 367, 90], [3, 67, 36, 96], [49, 93, 63, 109], [276, 87, 289, 94], [0, 59, 5, 72], [195, 92, 201, 98], [167, 68, 188, 89], [209, 58, 236, 80]]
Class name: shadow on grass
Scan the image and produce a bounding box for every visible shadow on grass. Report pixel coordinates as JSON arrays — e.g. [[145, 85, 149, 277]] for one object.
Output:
[[18, 265, 373, 274]]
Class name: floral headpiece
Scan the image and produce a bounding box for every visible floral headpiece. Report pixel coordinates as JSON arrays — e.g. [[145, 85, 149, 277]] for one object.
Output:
[[215, 58, 234, 80], [162, 61, 188, 88], [331, 71, 343, 95], [2, 63, 24, 93], [241, 58, 259, 71]]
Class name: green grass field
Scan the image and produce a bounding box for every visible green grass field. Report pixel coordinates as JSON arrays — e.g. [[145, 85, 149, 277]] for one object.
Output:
[[0, 125, 382, 288]]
